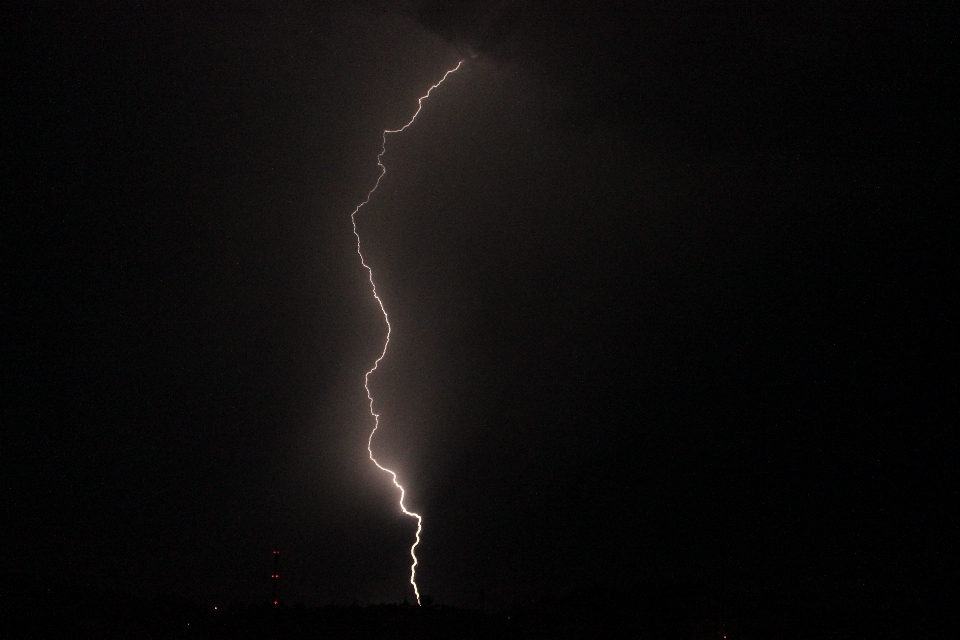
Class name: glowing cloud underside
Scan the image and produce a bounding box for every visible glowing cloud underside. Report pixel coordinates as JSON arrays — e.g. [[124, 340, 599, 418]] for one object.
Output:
[[349, 60, 464, 605]]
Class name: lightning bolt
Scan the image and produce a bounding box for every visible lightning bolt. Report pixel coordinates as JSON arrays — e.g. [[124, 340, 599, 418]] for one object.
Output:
[[349, 60, 463, 605]]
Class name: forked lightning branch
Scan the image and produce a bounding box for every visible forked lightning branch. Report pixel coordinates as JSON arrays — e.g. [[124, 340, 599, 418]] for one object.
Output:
[[349, 60, 464, 605]]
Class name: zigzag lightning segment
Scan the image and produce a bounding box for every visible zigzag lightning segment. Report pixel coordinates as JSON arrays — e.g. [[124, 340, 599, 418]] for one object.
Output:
[[349, 60, 463, 606]]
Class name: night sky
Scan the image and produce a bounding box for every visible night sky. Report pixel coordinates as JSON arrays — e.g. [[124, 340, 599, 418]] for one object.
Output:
[[3, 0, 955, 630]]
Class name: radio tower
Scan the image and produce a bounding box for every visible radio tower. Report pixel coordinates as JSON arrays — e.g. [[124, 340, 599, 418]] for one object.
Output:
[[271, 549, 280, 605]]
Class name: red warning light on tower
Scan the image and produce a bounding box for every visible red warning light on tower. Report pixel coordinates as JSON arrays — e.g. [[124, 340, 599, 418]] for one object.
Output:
[[270, 549, 280, 605]]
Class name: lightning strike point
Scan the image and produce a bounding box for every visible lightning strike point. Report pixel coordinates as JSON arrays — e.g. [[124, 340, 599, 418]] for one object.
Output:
[[349, 60, 464, 606]]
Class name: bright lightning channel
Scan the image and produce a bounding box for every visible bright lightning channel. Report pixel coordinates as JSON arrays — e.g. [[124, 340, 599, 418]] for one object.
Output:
[[349, 60, 463, 606]]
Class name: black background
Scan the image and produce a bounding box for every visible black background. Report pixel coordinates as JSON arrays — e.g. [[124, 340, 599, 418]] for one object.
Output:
[[3, 1, 955, 634]]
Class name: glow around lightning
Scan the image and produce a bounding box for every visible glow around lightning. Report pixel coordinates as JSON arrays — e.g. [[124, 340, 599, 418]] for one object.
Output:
[[349, 60, 463, 605]]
